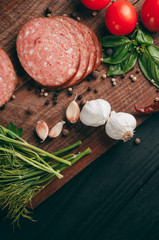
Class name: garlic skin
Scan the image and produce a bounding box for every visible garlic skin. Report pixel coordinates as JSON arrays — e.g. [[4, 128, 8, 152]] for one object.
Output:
[[80, 99, 111, 127], [105, 111, 137, 142], [36, 120, 49, 141], [49, 121, 65, 138], [66, 100, 80, 123]]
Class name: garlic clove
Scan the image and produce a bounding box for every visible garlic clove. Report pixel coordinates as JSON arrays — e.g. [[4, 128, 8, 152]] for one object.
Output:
[[49, 121, 65, 138], [36, 120, 49, 141], [66, 100, 80, 123], [105, 111, 137, 142], [80, 99, 111, 127]]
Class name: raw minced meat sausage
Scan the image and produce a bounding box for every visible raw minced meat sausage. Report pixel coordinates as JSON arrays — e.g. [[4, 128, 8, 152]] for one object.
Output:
[[0, 48, 18, 107], [55, 16, 90, 88], [16, 18, 80, 87]]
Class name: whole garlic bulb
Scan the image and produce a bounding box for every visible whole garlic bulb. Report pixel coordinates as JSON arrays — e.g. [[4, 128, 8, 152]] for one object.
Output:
[[105, 111, 137, 142], [80, 99, 111, 127]]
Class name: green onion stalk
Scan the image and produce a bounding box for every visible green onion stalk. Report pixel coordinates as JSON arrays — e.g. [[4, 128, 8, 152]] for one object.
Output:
[[0, 125, 91, 226]]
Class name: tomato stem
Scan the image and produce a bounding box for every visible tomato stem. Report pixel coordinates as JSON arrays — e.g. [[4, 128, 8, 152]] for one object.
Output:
[[133, 0, 140, 5]]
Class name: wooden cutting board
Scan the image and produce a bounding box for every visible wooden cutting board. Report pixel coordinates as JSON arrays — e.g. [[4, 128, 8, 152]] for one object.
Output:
[[0, 0, 158, 208]]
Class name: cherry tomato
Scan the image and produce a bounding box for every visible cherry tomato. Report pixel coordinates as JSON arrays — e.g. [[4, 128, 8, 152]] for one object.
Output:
[[105, 0, 137, 36], [80, 0, 111, 10], [141, 0, 159, 32]]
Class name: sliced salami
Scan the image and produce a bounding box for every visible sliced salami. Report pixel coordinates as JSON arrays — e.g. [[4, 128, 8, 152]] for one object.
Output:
[[55, 16, 90, 88], [74, 20, 97, 79], [0, 48, 18, 107], [90, 31, 102, 70], [16, 18, 80, 87]]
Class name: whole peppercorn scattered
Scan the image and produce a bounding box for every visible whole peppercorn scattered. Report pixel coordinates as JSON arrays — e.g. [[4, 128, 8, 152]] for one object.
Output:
[[111, 78, 116, 83], [94, 89, 98, 94], [112, 82, 116, 86], [135, 138, 141, 145], [92, 71, 100, 79], [106, 48, 113, 56], [68, 91, 73, 97], [156, 89, 159, 93], [62, 129, 70, 137], [11, 95, 16, 100], [41, 88, 45, 93], [101, 73, 107, 79], [39, 92, 44, 97], [80, 99, 86, 106], [26, 107, 34, 115], [151, 79, 155, 84], [132, 76, 137, 82], [53, 96, 57, 101], [154, 97, 159, 103], [68, 87, 73, 92], [67, 88, 73, 96], [87, 86, 92, 92], [45, 7, 52, 16], [45, 100, 50, 106], [0, 104, 5, 110], [70, 12, 79, 20], [92, 11, 98, 16], [87, 75, 92, 82], [53, 100, 57, 106], [46, 13, 52, 18], [121, 74, 126, 79], [77, 95, 82, 100], [136, 69, 140, 74], [54, 92, 59, 98], [44, 92, 48, 97]]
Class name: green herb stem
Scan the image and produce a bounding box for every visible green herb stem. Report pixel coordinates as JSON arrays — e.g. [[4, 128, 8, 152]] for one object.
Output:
[[53, 141, 82, 156]]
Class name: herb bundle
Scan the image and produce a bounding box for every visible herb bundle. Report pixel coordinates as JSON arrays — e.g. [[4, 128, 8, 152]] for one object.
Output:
[[101, 25, 159, 88], [0, 124, 91, 226]]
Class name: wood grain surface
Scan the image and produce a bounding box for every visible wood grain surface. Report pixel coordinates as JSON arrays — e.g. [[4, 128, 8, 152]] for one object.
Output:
[[0, 0, 158, 208]]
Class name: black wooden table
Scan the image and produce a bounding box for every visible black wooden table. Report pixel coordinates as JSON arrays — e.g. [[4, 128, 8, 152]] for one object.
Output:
[[1, 113, 159, 240]]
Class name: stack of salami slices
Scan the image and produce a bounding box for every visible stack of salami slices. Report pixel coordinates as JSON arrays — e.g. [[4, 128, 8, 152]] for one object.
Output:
[[16, 16, 102, 88]]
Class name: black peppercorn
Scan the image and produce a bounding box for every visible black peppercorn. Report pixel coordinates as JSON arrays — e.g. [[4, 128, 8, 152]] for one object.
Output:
[[77, 95, 82, 100], [87, 87, 92, 92], [45, 100, 50, 106]]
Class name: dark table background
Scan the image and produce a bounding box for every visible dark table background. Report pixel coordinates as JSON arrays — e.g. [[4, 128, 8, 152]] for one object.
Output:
[[1, 113, 159, 240]]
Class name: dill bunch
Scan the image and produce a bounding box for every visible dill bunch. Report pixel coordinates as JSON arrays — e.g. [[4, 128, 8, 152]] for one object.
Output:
[[0, 125, 91, 226]]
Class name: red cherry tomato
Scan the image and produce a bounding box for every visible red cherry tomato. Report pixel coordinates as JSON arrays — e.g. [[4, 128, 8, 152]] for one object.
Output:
[[80, 0, 111, 10], [105, 0, 137, 36], [141, 0, 159, 32]]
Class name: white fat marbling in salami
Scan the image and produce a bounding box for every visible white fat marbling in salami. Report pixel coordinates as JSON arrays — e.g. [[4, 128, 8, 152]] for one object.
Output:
[[16, 18, 80, 87], [0, 49, 18, 107]]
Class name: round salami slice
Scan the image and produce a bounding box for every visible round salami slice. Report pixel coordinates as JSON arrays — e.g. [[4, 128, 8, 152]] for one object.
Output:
[[16, 18, 80, 87], [0, 48, 18, 107], [55, 16, 90, 88]]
